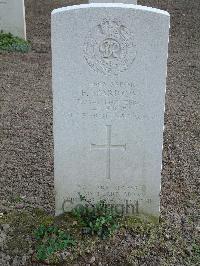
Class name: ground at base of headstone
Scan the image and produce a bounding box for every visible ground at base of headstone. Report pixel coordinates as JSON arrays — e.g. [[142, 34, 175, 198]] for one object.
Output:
[[0, 205, 199, 266]]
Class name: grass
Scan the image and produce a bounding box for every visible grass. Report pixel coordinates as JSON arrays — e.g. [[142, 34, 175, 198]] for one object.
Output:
[[72, 197, 119, 239], [0, 204, 199, 265], [0, 199, 120, 264], [0, 31, 30, 53], [33, 225, 75, 262]]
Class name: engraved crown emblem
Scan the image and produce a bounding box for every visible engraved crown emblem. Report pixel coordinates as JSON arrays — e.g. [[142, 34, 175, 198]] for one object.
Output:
[[84, 19, 137, 75]]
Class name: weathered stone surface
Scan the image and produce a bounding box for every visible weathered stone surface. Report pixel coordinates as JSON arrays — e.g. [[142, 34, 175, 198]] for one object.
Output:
[[89, 0, 137, 4], [51, 4, 170, 217], [0, 0, 26, 39]]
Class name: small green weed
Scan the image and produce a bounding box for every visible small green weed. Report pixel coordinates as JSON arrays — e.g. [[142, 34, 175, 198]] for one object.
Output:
[[34, 225, 75, 262], [191, 243, 200, 264], [0, 31, 30, 52], [72, 196, 119, 239], [10, 195, 23, 203]]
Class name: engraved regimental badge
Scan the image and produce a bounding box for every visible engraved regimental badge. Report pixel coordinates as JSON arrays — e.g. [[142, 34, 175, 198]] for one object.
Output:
[[84, 19, 137, 75]]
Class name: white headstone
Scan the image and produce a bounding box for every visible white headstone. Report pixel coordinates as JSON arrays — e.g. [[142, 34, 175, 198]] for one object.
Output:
[[0, 0, 26, 39], [89, 0, 137, 4], [52, 4, 170, 217]]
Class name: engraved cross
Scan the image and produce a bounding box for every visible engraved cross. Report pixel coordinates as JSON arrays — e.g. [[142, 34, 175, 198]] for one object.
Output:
[[91, 125, 126, 180]]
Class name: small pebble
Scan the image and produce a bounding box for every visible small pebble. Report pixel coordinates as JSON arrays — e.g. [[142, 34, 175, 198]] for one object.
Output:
[[196, 226, 200, 232], [89, 256, 96, 264], [2, 224, 10, 231], [15, 203, 24, 209]]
